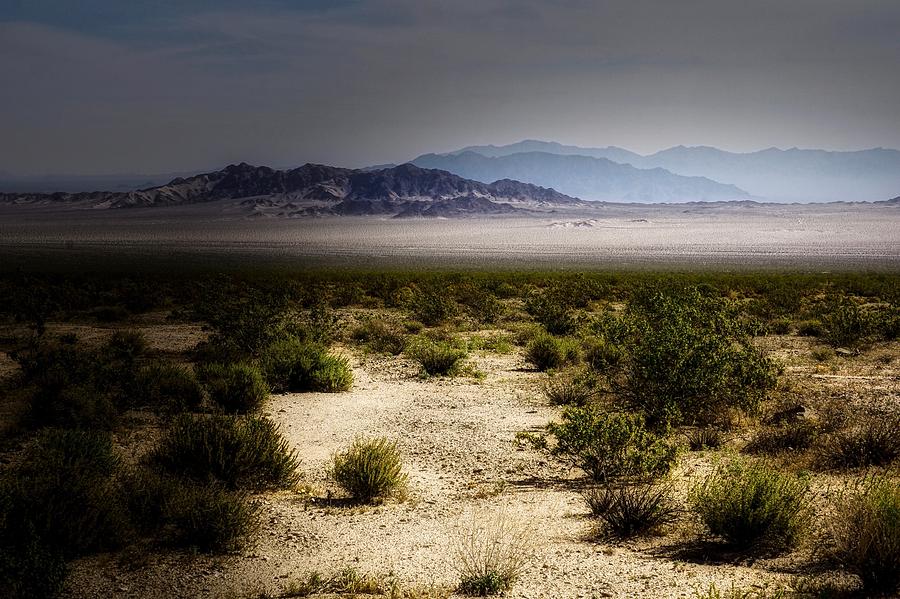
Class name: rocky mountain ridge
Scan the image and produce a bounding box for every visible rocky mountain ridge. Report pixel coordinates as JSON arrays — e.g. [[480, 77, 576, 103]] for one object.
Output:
[[0, 162, 582, 217]]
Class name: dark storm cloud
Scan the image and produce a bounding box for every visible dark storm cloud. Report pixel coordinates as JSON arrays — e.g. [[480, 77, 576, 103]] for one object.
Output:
[[1, 0, 898, 174]]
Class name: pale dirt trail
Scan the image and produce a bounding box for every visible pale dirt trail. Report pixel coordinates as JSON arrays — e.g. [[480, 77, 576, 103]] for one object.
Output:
[[65, 348, 792, 598]]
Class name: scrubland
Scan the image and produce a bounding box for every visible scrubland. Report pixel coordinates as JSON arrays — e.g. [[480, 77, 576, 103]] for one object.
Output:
[[0, 270, 898, 598]]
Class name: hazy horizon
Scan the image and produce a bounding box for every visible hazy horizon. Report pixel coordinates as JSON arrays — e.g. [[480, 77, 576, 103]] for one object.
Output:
[[2, 1, 899, 176]]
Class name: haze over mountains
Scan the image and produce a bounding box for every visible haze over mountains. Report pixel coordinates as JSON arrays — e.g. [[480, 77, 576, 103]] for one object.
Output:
[[420, 140, 900, 203], [2, 140, 899, 208], [412, 151, 748, 203]]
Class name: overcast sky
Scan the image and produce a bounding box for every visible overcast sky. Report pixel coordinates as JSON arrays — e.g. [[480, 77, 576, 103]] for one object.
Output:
[[1, 0, 899, 175]]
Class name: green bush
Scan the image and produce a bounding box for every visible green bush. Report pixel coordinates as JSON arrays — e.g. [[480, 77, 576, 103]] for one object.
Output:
[[543, 407, 677, 482], [152, 414, 300, 490], [309, 354, 354, 392], [197, 362, 268, 413], [135, 362, 206, 413], [524, 289, 576, 335], [525, 332, 578, 371], [260, 338, 352, 392], [329, 437, 407, 503], [768, 318, 791, 335], [406, 338, 467, 376], [406, 285, 458, 326], [827, 477, 900, 593], [582, 336, 623, 372], [583, 483, 677, 538], [821, 298, 871, 348], [796, 319, 824, 337], [29, 383, 119, 430], [616, 288, 778, 427], [690, 459, 810, 550], [351, 319, 406, 355]]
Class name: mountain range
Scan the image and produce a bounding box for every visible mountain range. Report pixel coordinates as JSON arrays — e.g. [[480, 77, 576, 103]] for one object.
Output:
[[430, 140, 900, 202], [412, 151, 748, 203], [0, 162, 581, 217]]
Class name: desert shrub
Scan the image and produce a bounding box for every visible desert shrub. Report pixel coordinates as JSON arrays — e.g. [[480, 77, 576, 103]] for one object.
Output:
[[744, 420, 819, 455], [0, 429, 130, 591], [29, 383, 119, 430], [816, 415, 900, 469], [168, 483, 260, 553], [583, 482, 677, 538], [524, 289, 576, 335], [525, 332, 578, 371], [796, 319, 825, 337], [0, 527, 68, 599], [542, 369, 598, 406], [123, 468, 259, 553], [260, 338, 352, 392], [454, 510, 531, 596], [542, 407, 677, 482], [309, 354, 354, 392], [456, 284, 505, 324], [284, 567, 388, 597], [351, 319, 406, 355], [811, 347, 834, 362], [329, 437, 407, 503], [406, 285, 458, 326], [827, 476, 900, 593], [102, 329, 148, 363], [693, 584, 788, 599], [91, 305, 130, 322], [197, 362, 269, 413], [870, 305, 900, 340], [406, 338, 467, 376], [690, 459, 810, 550], [152, 414, 300, 490], [194, 287, 291, 357], [616, 287, 778, 427], [686, 427, 724, 451], [821, 298, 871, 348], [582, 335, 623, 372], [767, 318, 792, 335], [134, 362, 206, 412]]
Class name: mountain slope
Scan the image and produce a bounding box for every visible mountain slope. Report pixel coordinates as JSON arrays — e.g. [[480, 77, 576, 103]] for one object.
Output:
[[439, 140, 900, 202], [0, 162, 582, 217], [412, 151, 748, 202]]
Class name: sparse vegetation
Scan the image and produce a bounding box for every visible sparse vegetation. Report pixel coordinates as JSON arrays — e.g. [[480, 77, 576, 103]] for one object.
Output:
[[329, 437, 407, 503], [0, 270, 897, 597]]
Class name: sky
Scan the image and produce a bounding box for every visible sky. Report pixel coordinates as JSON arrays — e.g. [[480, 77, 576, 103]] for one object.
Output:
[[1, 0, 899, 175]]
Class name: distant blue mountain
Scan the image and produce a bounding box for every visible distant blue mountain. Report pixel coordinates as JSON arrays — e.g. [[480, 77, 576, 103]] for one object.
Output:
[[412, 151, 748, 203], [432, 140, 900, 202]]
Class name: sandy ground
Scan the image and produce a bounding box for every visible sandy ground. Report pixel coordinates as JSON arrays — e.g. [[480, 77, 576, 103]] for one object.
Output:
[[0, 201, 898, 270], [44, 323, 896, 599]]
